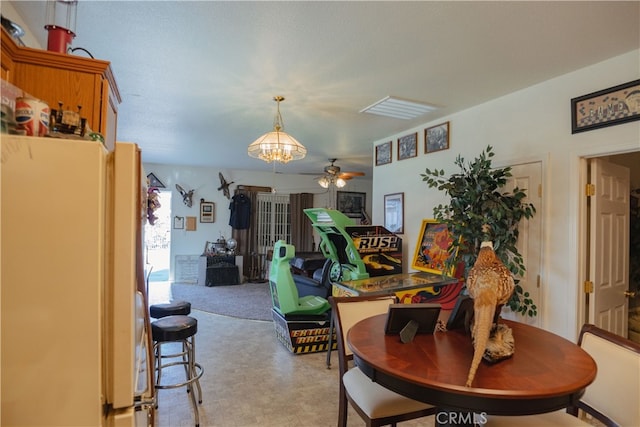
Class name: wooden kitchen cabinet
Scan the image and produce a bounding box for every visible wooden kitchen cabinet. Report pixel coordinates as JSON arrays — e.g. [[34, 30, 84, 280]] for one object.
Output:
[[1, 28, 121, 151]]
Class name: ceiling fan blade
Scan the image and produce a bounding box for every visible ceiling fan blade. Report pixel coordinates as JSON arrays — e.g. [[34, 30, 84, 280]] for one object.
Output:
[[339, 171, 365, 179]]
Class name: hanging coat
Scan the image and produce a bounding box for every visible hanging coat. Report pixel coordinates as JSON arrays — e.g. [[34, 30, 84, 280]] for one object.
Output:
[[229, 193, 251, 229]]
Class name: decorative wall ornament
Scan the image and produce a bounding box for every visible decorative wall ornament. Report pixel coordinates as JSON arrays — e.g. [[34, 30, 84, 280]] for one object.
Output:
[[384, 192, 404, 234], [375, 141, 392, 166], [397, 132, 417, 160], [200, 199, 215, 223], [185, 216, 197, 231], [146, 187, 161, 225], [175, 184, 194, 207], [425, 121, 450, 153], [146, 172, 165, 188], [336, 191, 366, 217], [218, 173, 234, 199], [571, 79, 640, 134]]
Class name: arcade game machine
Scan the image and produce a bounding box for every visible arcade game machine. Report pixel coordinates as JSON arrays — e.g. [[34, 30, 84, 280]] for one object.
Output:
[[303, 208, 463, 309], [269, 240, 334, 354]]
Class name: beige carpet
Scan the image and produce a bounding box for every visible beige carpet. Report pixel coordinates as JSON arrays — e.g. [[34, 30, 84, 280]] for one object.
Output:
[[168, 281, 273, 321]]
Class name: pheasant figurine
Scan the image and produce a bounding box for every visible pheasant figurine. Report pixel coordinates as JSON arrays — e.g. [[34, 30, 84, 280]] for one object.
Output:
[[465, 240, 515, 387]]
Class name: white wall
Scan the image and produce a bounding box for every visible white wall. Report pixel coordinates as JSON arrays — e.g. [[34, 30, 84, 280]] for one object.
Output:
[[0, 2, 43, 49], [372, 50, 640, 340], [142, 163, 371, 280]]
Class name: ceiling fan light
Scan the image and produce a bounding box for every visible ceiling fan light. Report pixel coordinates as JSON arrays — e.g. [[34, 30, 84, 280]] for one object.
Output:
[[336, 177, 347, 188], [318, 176, 330, 188]]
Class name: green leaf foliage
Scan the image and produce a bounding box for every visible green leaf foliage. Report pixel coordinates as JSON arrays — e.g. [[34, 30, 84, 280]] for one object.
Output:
[[420, 145, 537, 316]]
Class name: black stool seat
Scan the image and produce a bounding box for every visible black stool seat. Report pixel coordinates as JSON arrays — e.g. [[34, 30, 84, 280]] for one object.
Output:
[[150, 301, 191, 318], [152, 315, 197, 342]]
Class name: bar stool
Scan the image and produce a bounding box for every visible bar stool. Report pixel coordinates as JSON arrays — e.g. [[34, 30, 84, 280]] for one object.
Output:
[[152, 315, 204, 427], [149, 300, 191, 319]]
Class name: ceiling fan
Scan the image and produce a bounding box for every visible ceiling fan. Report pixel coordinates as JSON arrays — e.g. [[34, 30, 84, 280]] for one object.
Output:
[[317, 158, 365, 188]]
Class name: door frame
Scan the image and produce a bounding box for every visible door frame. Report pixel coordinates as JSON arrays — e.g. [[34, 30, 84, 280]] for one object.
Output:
[[574, 141, 639, 338]]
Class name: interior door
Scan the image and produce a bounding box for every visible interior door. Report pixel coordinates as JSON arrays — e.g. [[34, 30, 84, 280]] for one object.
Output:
[[501, 162, 543, 326], [256, 193, 291, 254], [588, 158, 630, 336]]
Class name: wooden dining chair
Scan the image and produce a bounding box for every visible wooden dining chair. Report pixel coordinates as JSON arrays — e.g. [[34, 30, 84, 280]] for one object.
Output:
[[330, 296, 436, 427], [486, 323, 640, 426]]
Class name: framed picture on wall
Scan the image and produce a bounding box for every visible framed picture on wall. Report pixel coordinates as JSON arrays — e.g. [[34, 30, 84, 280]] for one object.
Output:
[[337, 191, 366, 216], [398, 133, 417, 160], [384, 192, 404, 234], [375, 141, 392, 166], [425, 121, 450, 153], [200, 200, 215, 223], [173, 216, 184, 229], [571, 79, 640, 133]]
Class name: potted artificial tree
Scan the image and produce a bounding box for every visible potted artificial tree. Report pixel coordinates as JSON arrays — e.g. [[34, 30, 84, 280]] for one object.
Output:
[[421, 145, 537, 316]]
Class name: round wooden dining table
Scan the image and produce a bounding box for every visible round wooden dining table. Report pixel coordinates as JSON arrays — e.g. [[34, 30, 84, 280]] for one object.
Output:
[[348, 315, 596, 423]]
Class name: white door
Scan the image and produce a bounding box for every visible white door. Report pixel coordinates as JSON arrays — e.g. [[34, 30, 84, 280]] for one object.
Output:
[[256, 193, 291, 254], [588, 158, 630, 336], [501, 162, 543, 326]]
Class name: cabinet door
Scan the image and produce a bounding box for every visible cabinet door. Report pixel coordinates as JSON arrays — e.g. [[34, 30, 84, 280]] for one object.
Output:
[[13, 63, 101, 130], [1, 52, 13, 81], [1, 29, 120, 148], [101, 77, 118, 151]]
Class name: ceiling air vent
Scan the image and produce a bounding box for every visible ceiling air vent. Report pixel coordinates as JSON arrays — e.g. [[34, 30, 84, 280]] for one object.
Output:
[[360, 96, 437, 120]]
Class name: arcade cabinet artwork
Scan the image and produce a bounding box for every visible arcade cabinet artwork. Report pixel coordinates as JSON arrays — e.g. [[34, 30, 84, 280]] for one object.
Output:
[[304, 208, 463, 309], [269, 240, 334, 354]]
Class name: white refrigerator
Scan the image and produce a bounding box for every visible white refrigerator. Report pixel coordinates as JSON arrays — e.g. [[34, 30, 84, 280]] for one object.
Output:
[[1, 135, 154, 426]]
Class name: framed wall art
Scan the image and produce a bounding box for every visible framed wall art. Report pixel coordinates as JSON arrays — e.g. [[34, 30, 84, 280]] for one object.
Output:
[[173, 216, 184, 229], [375, 141, 392, 166], [571, 79, 640, 134], [425, 121, 450, 153], [397, 132, 418, 160], [147, 172, 166, 188], [337, 191, 366, 216], [199, 200, 215, 223], [185, 216, 197, 231], [384, 192, 404, 234], [411, 219, 454, 274]]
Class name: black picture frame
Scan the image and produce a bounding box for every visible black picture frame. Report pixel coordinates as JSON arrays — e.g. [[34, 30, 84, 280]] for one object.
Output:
[[571, 79, 640, 134], [445, 295, 473, 332], [336, 191, 366, 216], [147, 172, 166, 188], [384, 303, 441, 335]]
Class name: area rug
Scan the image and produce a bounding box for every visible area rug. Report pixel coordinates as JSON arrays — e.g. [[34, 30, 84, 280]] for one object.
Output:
[[170, 281, 273, 321]]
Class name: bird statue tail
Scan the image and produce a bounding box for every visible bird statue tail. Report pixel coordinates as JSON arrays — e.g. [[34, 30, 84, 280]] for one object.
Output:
[[466, 240, 496, 388], [466, 300, 496, 387]]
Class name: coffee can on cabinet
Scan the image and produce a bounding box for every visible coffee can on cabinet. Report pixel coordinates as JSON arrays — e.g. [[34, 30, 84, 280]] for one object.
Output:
[[15, 98, 50, 136]]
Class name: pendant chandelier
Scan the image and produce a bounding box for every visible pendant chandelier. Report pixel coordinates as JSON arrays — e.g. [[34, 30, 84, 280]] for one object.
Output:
[[248, 96, 307, 164]]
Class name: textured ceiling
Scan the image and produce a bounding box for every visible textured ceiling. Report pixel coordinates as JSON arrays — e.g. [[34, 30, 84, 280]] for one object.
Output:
[[7, 1, 640, 177]]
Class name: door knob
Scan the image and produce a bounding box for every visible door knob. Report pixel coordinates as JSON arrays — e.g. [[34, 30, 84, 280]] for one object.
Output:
[[624, 290, 638, 298]]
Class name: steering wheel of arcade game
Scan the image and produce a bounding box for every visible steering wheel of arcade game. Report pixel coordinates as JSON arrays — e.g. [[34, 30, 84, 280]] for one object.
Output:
[[330, 262, 362, 283], [329, 261, 343, 282]]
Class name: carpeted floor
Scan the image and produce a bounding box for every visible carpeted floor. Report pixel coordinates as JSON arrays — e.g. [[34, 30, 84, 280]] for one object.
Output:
[[169, 281, 273, 321]]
